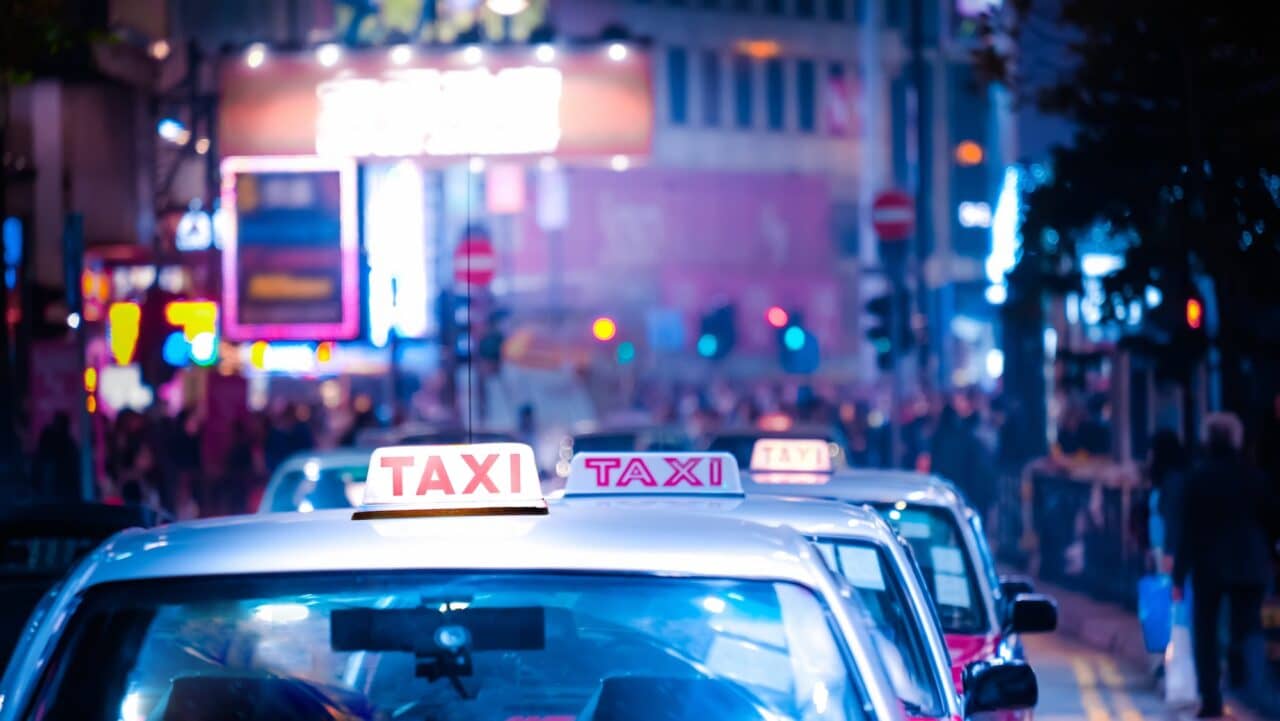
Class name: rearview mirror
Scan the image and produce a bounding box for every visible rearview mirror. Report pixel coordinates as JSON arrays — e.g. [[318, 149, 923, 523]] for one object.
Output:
[[963, 658, 1038, 716], [999, 575, 1035, 599], [1007, 593, 1058, 634]]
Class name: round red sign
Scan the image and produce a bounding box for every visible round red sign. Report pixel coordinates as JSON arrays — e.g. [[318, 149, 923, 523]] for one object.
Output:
[[453, 234, 496, 288], [872, 190, 916, 242]]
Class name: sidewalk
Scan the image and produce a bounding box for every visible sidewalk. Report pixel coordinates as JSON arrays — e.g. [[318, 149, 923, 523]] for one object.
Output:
[[1032, 575, 1274, 721]]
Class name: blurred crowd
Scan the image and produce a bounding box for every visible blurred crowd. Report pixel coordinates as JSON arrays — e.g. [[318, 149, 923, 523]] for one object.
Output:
[[19, 377, 1044, 521]]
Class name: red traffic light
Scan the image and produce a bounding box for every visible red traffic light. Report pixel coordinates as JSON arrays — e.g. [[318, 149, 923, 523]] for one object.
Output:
[[1186, 298, 1203, 330], [765, 306, 789, 328]]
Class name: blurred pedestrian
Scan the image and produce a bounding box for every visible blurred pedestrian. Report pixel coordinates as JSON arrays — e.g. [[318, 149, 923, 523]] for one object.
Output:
[[1146, 430, 1188, 574], [116, 442, 166, 516], [1173, 412, 1279, 718], [265, 403, 314, 472], [930, 402, 993, 518], [34, 412, 80, 502]]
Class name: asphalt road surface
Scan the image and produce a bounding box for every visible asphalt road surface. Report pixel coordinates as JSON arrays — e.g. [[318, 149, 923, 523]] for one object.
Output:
[[1025, 634, 1264, 721]]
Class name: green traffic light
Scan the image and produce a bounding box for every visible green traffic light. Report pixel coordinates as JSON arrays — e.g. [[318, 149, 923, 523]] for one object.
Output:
[[696, 333, 718, 358], [782, 326, 805, 351], [617, 341, 636, 364]]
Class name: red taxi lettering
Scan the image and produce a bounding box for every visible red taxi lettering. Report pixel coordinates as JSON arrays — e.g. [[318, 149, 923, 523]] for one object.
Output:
[[380, 455, 416, 496], [418, 456, 455, 495], [510, 452, 523, 492], [616, 458, 657, 486], [583, 457, 621, 486], [663, 457, 704, 486], [461, 453, 499, 493]]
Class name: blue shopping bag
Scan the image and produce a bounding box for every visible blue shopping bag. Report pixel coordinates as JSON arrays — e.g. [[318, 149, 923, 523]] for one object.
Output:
[[1138, 573, 1173, 653]]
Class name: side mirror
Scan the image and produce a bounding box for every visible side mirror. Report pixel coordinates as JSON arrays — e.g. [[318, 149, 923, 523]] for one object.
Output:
[[1007, 593, 1058, 634], [999, 575, 1035, 599], [963, 658, 1038, 716]]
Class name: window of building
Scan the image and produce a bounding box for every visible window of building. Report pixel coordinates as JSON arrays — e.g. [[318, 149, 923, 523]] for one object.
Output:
[[763, 0, 783, 13], [827, 0, 846, 21], [733, 55, 755, 129], [765, 58, 785, 131], [701, 50, 723, 126], [668, 47, 689, 124], [796, 59, 816, 132], [796, 0, 816, 17]]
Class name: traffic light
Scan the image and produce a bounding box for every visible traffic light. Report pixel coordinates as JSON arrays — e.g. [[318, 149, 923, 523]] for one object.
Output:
[[698, 304, 736, 360], [777, 309, 819, 374], [454, 292, 473, 363], [436, 289, 473, 363], [865, 290, 912, 371], [1185, 297, 1203, 330], [136, 286, 180, 389]]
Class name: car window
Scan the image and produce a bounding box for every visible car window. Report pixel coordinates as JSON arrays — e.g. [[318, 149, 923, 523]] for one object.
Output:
[[966, 512, 1001, 598], [26, 572, 872, 721], [869, 503, 989, 635], [811, 538, 946, 718]]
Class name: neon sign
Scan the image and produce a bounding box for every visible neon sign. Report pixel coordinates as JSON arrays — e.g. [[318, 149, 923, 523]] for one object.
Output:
[[220, 155, 360, 342], [315, 67, 563, 158]]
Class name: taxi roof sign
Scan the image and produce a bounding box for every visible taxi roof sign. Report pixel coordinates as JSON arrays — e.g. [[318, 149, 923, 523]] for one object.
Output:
[[564, 452, 742, 497], [749, 439, 833, 473], [358, 443, 545, 518]]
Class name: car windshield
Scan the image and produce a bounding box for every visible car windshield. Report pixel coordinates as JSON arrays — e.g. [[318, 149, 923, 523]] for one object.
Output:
[[26, 572, 870, 721], [868, 503, 988, 635], [810, 538, 945, 718], [267, 466, 368, 512]]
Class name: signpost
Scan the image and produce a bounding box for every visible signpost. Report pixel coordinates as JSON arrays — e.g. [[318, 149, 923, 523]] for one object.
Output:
[[871, 189, 916, 241], [454, 232, 497, 289], [872, 190, 915, 468]]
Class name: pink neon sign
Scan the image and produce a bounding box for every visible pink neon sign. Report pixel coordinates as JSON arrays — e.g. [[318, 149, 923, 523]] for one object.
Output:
[[220, 155, 360, 341]]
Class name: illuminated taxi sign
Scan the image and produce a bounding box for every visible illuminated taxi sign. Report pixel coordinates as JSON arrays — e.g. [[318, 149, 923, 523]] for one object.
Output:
[[358, 443, 545, 518], [564, 452, 742, 497], [749, 439, 833, 473]]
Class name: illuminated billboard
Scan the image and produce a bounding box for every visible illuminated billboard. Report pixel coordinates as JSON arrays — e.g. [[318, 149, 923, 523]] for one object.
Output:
[[220, 156, 360, 341], [218, 46, 653, 160]]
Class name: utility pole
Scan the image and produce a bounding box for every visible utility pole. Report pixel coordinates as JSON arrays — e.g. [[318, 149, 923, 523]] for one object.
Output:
[[909, 0, 932, 382], [63, 213, 94, 500]]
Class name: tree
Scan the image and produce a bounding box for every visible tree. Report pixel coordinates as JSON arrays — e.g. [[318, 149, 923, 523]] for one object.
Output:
[[984, 0, 1280, 412]]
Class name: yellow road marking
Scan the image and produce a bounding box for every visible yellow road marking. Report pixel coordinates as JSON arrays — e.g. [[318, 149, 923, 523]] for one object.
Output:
[[1098, 657, 1145, 721], [1071, 656, 1112, 721]]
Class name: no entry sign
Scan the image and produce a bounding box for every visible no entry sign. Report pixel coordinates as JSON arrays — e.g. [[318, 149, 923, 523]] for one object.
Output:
[[454, 233, 496, 288], [872, 190, 915, 242]]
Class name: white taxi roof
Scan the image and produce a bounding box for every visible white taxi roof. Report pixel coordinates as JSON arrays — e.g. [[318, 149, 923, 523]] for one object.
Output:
[[69, 505, 833, 587], [744, 467, 966, 511]]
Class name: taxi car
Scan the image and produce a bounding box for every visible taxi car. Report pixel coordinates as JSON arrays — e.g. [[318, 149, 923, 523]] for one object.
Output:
[[741, 442, 1057, 715], [705, 426, 850, 471], [258, 448, 372, 513], [555, 452, 1039, 721], [1, 444, 906, 721]]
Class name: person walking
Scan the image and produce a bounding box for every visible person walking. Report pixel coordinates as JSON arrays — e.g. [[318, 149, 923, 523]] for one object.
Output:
[[1148, 430, 1189, 574], [930, 402, 993, 520], [1173, 412, 1279, 718]]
